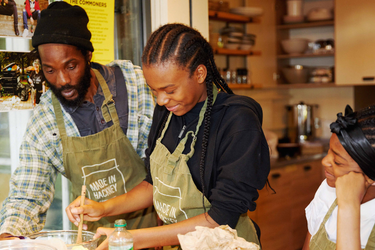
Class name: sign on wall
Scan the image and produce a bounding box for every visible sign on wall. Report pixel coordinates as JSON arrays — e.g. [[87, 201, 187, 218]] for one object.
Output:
[[64, 0, 115, 64]]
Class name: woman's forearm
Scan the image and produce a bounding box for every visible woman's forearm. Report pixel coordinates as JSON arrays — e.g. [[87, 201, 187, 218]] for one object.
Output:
[[130, 213, 219, 249], [337, 203, 361, 250], [103, 181, 154, 217]]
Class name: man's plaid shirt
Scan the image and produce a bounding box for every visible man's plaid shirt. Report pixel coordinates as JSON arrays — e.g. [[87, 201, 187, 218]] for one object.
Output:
[[0, 60, 155, 236]]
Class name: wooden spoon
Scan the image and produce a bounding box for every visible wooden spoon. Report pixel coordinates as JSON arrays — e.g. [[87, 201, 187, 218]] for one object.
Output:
[[76, 185, 86, 244]]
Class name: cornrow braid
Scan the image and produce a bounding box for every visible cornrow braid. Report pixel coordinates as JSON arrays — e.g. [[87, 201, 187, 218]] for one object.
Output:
[[143, 23, 233, 211], [356, 104, 375, 147]]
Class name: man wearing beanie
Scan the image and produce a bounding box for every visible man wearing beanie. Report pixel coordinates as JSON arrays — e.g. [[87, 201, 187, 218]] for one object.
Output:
[[0, 1, 157, 238]]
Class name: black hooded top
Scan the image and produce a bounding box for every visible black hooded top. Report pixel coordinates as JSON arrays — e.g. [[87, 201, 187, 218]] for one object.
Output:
[[144, 91, 270, 228]]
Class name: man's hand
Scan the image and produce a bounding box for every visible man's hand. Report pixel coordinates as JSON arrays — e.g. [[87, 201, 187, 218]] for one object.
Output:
[[65, 196, 106, 230], [0, 233, 16, 240]]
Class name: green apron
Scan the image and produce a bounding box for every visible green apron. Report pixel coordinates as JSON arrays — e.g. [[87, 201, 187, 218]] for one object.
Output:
[[310, 198, 375, 250], [52, 69, 157, 232], [149, 86, 260, 249]]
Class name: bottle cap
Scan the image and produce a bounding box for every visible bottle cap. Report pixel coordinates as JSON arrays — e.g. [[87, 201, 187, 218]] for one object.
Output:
[[114, 219, 127, 227]]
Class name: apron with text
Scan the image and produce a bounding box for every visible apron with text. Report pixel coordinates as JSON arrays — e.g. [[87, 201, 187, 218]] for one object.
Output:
[[52, 69, 156, 232], [309, 198, 375, 250], [150, 86, 260, 249]]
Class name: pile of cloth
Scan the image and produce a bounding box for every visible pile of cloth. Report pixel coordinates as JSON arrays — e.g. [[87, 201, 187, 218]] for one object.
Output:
[[177, 225, 260, 250]]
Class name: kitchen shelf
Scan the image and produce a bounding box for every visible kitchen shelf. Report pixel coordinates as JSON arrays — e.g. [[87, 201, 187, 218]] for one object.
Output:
[[214, 48, 261, 56], [228, 83, 262, 89], [277, 51, 334, 59], [277, 20, 334, 30], [208, 10, 260, 23], [209, 8, 262, 82], [272, 82, 338, 89]]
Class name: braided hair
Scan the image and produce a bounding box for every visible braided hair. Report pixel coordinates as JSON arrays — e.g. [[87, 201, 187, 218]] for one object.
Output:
[[142, 23, 233, 212], [356, 104, 375, 147]]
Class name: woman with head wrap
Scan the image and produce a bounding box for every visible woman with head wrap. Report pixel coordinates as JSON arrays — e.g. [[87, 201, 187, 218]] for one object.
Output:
[[303, 104, 375, 250]]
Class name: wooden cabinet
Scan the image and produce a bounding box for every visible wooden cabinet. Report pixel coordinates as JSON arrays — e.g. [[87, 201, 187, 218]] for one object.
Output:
[[248, 159, 324, 250], [335, 0, 375, 85]]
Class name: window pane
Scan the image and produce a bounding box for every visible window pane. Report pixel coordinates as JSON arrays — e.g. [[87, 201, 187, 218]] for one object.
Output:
[[0, 112, 11, 206], [114, 0, 151, 66]]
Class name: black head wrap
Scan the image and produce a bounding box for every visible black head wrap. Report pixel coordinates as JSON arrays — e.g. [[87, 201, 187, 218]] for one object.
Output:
[[330, 105, 375, 180], [32, 1, 94, 52]]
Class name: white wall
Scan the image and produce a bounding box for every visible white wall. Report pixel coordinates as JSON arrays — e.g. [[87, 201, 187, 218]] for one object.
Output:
[[150, 0, 208, 38]]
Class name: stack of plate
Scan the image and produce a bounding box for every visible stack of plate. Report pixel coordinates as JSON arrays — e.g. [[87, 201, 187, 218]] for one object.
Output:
[[220, 27, 243, 50], [240, 34, 256, 50], [229, 7, 264, 17]]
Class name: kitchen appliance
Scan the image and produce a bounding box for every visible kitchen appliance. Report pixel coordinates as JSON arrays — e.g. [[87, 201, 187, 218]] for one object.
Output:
[[286, 102, 319, 143]]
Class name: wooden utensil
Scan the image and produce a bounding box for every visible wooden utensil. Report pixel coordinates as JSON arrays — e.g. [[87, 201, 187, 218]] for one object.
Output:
[[76, 185, 86, 244]]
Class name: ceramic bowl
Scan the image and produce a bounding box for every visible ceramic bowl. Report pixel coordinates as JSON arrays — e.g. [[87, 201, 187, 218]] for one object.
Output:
[[282, 65, 310, 84], [281, 38, 309, 54], [307, 8, 333, 21], [225, 43, 240, 50]]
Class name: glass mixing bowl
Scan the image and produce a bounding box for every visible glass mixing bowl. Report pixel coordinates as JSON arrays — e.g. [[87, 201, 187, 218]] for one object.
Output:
[[28, 230, 99, 250], [0, 240, 57, 250]]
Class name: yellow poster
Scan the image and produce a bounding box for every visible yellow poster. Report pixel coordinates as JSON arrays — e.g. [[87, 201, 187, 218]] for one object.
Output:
[[64, 0, 114, 64]]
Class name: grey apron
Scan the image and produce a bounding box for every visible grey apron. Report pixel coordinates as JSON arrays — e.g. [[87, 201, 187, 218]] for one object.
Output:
[[150, 86, 260, 249], [309, 198, 375, 250], [52, 69, 157, 232]]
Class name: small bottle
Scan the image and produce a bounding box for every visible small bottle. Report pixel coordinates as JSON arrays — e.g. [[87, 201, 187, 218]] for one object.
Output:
[[108, 219, 133, 250]]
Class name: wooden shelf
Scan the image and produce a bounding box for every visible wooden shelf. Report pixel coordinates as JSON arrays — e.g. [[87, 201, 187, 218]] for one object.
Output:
[[273, 82, 337, 89], [228, 83, 262, 89], [277, 20, 334, 30], [262, 82, 355, 89], [209, 10, 260, 23], [277, 51, 334, 59], [214, 48, 261, 56]]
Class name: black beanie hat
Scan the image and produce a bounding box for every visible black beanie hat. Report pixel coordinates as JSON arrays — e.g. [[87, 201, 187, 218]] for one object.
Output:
[[32, 1, 94, 52]]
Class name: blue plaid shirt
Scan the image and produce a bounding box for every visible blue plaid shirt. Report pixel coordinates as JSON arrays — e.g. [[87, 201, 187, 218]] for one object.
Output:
[[0, 60, 155, 236]]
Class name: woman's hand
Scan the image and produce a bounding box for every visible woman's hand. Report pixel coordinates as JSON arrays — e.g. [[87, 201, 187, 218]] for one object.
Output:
[[335, 171, 371, 250], [335, 171, 368, 207], [65, 196, 106, 230], [93, 227, 115, 250]]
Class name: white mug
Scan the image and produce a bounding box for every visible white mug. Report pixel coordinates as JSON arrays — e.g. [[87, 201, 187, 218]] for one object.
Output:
[[287, 0, 303, 16]]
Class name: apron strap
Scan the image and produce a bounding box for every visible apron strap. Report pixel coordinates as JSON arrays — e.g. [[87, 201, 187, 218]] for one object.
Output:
[[159, 111, 173, 142], [187, 85, 218, 158], [161, 84, 218, 173], [52, 93, 67, 137], [92, 69, 120, 126], [321, 198, 338, 227], [365, 223, 375, 249]]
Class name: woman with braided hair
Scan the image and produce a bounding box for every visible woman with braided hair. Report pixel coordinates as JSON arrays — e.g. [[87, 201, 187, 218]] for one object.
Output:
[[303, 104, 375, 250], [67, 23, 270, 249]]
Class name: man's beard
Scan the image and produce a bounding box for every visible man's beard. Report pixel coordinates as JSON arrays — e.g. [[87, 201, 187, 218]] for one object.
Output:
[[47, 63, 92, 107]]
